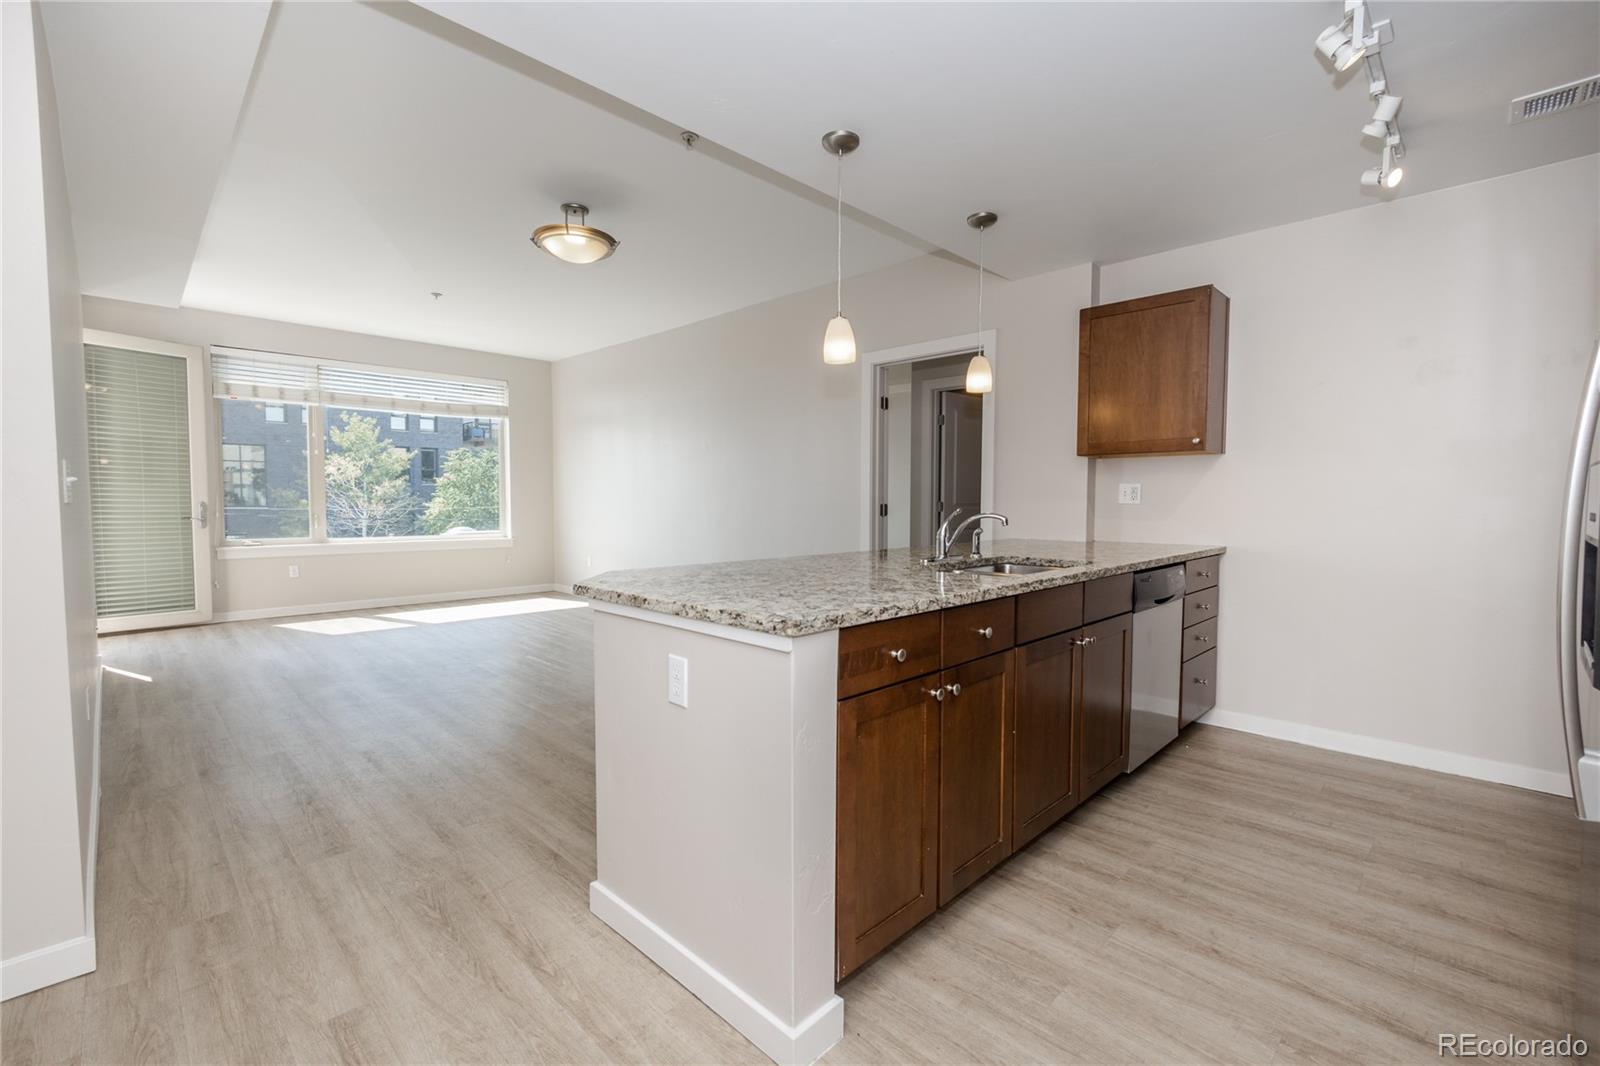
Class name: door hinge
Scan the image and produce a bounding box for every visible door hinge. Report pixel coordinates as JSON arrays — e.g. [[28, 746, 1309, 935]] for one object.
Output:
[[879, 503, 888, 517], [879, 395, 889, 410]]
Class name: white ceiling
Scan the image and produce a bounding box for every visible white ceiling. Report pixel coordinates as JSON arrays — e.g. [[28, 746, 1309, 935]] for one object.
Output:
[[425, 1, 1600, 279], [41, 2, 1600, 360], [41, 1, 271, 306]]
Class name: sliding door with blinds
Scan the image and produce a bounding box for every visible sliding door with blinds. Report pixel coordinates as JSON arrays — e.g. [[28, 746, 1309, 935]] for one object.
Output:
[[85, 331, 213, 632]]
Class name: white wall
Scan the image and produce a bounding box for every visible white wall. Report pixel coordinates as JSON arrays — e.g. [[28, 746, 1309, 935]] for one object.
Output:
[[2, 0, 97, 991], [1092, 156, 1600, 791], [81, 298, 557, 616], [552, 255, 1092, 584]]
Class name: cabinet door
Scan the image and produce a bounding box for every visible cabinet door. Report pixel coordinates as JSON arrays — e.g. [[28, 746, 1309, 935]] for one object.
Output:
[[1078, 613, 1133, 801], [1077, 285, 1228, 457], [938, 650, 1014, 904], [1013, 633, 1078, 850], [837, 677, 942, 979]]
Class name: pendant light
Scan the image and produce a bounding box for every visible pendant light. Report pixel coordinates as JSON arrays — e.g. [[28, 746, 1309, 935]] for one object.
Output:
[[965, 211, 997, 394], [531, 202, 619, 265], [820, 130, 860, 365]]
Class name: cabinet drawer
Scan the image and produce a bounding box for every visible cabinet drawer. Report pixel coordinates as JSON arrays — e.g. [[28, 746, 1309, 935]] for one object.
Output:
[[1182, 588, 1220, 628], [1184, 555, 1221, 593], [1182, 618, 1218, 662], [1180, 649, 1218, 726], [838, 612, 942, 699], [942, 599, 1015, 668], [1015, 583, 1084, 644], [1083, 573, 1133, 625]]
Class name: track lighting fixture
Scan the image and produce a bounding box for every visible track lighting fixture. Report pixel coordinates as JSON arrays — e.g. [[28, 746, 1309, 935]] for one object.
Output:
[[1314, 0, 1408, 191]]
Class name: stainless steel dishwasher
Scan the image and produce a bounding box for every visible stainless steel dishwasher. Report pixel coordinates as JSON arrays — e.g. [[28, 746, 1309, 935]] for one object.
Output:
[[1127, 565, 1186, 772]]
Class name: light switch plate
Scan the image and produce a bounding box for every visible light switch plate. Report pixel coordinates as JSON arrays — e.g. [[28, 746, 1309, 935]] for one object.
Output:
[[1118, 483, 1142, 504], [667, 654, 688, 708], [288, 564, 300, 578]]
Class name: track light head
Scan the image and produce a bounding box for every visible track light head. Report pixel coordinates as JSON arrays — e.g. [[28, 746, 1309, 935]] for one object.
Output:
[[1371, 94, 1402, 122]]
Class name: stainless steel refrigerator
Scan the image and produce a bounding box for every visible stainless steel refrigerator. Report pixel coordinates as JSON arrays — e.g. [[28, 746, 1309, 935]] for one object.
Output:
[[1558, 339, 1600, 822]]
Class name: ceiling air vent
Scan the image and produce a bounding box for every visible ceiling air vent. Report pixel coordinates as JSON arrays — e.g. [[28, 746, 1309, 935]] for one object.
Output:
[[1508, 76, 1600, 124]]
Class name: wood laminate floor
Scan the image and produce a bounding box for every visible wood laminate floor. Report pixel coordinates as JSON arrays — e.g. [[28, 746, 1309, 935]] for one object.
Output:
[[3, 595, 1595, 1064]]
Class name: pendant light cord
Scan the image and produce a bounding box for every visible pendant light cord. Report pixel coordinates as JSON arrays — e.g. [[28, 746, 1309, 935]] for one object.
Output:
[[976, 224, 985, 354], [835, 150, 844, 316]]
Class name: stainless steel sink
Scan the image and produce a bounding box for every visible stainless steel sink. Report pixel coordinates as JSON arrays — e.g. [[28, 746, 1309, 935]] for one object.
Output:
[[954, 561, 1060, 575]]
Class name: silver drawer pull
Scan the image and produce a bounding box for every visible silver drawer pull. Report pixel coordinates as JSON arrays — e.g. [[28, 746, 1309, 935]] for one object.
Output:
[[1191, 437, 1202, 444], [1195, 602, 1212, 611], [976, 626, 994, 639], [1192, 677, 1209, 686], [1195, 635, 1212, 643], [928, 686, 945, 701], [1072, 635, 1098, 647], [888, 647, 908, 662], [946, 683, 962, 697], [1196, 570, 1212, 578]]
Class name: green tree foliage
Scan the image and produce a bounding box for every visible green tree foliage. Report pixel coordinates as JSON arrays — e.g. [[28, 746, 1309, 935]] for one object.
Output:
[[324, 412, 420, 537], [422, 446, 500, 534]]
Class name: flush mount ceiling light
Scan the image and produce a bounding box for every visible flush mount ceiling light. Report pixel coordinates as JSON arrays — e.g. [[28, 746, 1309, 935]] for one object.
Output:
[[531, 202, 619, 265], [1314, 0, 1408, 191], [820, 129, 860, 366], [964, 211, 996, 395]]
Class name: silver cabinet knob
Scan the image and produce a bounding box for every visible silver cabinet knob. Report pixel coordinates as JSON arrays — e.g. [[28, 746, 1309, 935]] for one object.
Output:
[[928, 686, 945, 702], [1195, 635, 1211, 643], [1192, 677, 1209, 686], [1195, 602, 1212, 612], [1191, 437, 1202, 445], [1196, 570, 1212, 578], [946, 683, 962, 697], [976, 626, 994, 639], [888, 647, 908, 662]]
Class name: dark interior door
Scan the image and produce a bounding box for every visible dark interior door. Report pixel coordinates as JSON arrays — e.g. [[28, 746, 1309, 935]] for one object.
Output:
[[935, 388, 983, 544]]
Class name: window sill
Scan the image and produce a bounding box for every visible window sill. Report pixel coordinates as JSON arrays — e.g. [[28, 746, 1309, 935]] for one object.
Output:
[[217, 535, 513, 560]]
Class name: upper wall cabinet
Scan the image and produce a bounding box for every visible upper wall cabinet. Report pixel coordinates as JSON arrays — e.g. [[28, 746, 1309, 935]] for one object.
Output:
[[1077, 285, 1229, 457]]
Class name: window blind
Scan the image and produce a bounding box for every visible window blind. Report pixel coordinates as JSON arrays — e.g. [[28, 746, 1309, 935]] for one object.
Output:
[[86, 344, 197, 618], [211, 347, 509, 418]]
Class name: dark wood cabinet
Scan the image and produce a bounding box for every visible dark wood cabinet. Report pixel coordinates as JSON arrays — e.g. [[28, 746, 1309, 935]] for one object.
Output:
[[835, 564, 1202, 976], [1077, 612, 1134, 800], [1012, 632, 1078, 850], [1078, 285, 1229, 457], [937, 651, 1014, 904], [836, 677, 942, 979]]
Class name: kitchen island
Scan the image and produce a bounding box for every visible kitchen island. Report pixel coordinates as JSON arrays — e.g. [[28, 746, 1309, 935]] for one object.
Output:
[[574, 540, 1224, 1065]]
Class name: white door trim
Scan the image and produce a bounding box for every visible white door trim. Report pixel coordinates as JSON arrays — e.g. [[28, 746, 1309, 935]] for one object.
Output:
[[84, 329, 214, 633], [858, 330, 997, 551]]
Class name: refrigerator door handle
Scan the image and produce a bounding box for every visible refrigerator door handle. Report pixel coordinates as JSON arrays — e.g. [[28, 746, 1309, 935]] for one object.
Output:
[[1557, 337, 1600, 820]]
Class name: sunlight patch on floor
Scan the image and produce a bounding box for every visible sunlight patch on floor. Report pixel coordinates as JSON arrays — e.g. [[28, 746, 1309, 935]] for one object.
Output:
[[379, 597, 588, 624], [103, 665, 154, 682], [276, 616, 414, 635]]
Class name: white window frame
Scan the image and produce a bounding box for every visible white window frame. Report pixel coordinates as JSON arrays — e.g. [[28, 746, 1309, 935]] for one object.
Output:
[[419, 415, 436, 433], [389, 413, 407, 431], [264, 403, 285, 423], [209, 348, 513, 558]]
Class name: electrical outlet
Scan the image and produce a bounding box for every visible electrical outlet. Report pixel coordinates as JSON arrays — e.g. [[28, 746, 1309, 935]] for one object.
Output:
[[667, 654, 688, 708], [1118, 483, 1142, 505], [288, 564, 300, 578]]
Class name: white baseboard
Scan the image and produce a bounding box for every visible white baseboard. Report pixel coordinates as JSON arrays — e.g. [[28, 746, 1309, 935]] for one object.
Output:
[[212, 583, 568, 623], [589, 882, 843, 1066], [1198, 707, 1574, 798], [1, 936, 95, 1001]]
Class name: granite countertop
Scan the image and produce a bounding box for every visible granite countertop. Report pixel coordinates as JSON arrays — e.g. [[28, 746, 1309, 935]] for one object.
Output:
[[573, 539, 1225, 637]]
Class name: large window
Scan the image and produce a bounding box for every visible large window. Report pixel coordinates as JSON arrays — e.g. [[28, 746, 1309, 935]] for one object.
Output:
[[219, 400, 310, 538], [212, 348, 508, 545]]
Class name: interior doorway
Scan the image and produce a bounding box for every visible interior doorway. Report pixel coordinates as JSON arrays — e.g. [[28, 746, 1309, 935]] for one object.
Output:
[[873, 349, 987, 551]]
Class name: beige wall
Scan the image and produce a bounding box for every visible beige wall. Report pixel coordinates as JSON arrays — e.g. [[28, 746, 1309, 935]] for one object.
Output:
[[2, 0, 95, 974], [1092, 155, 1600, 789], [81, 298, 557, 616], [552, 255, 1093, 585]]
